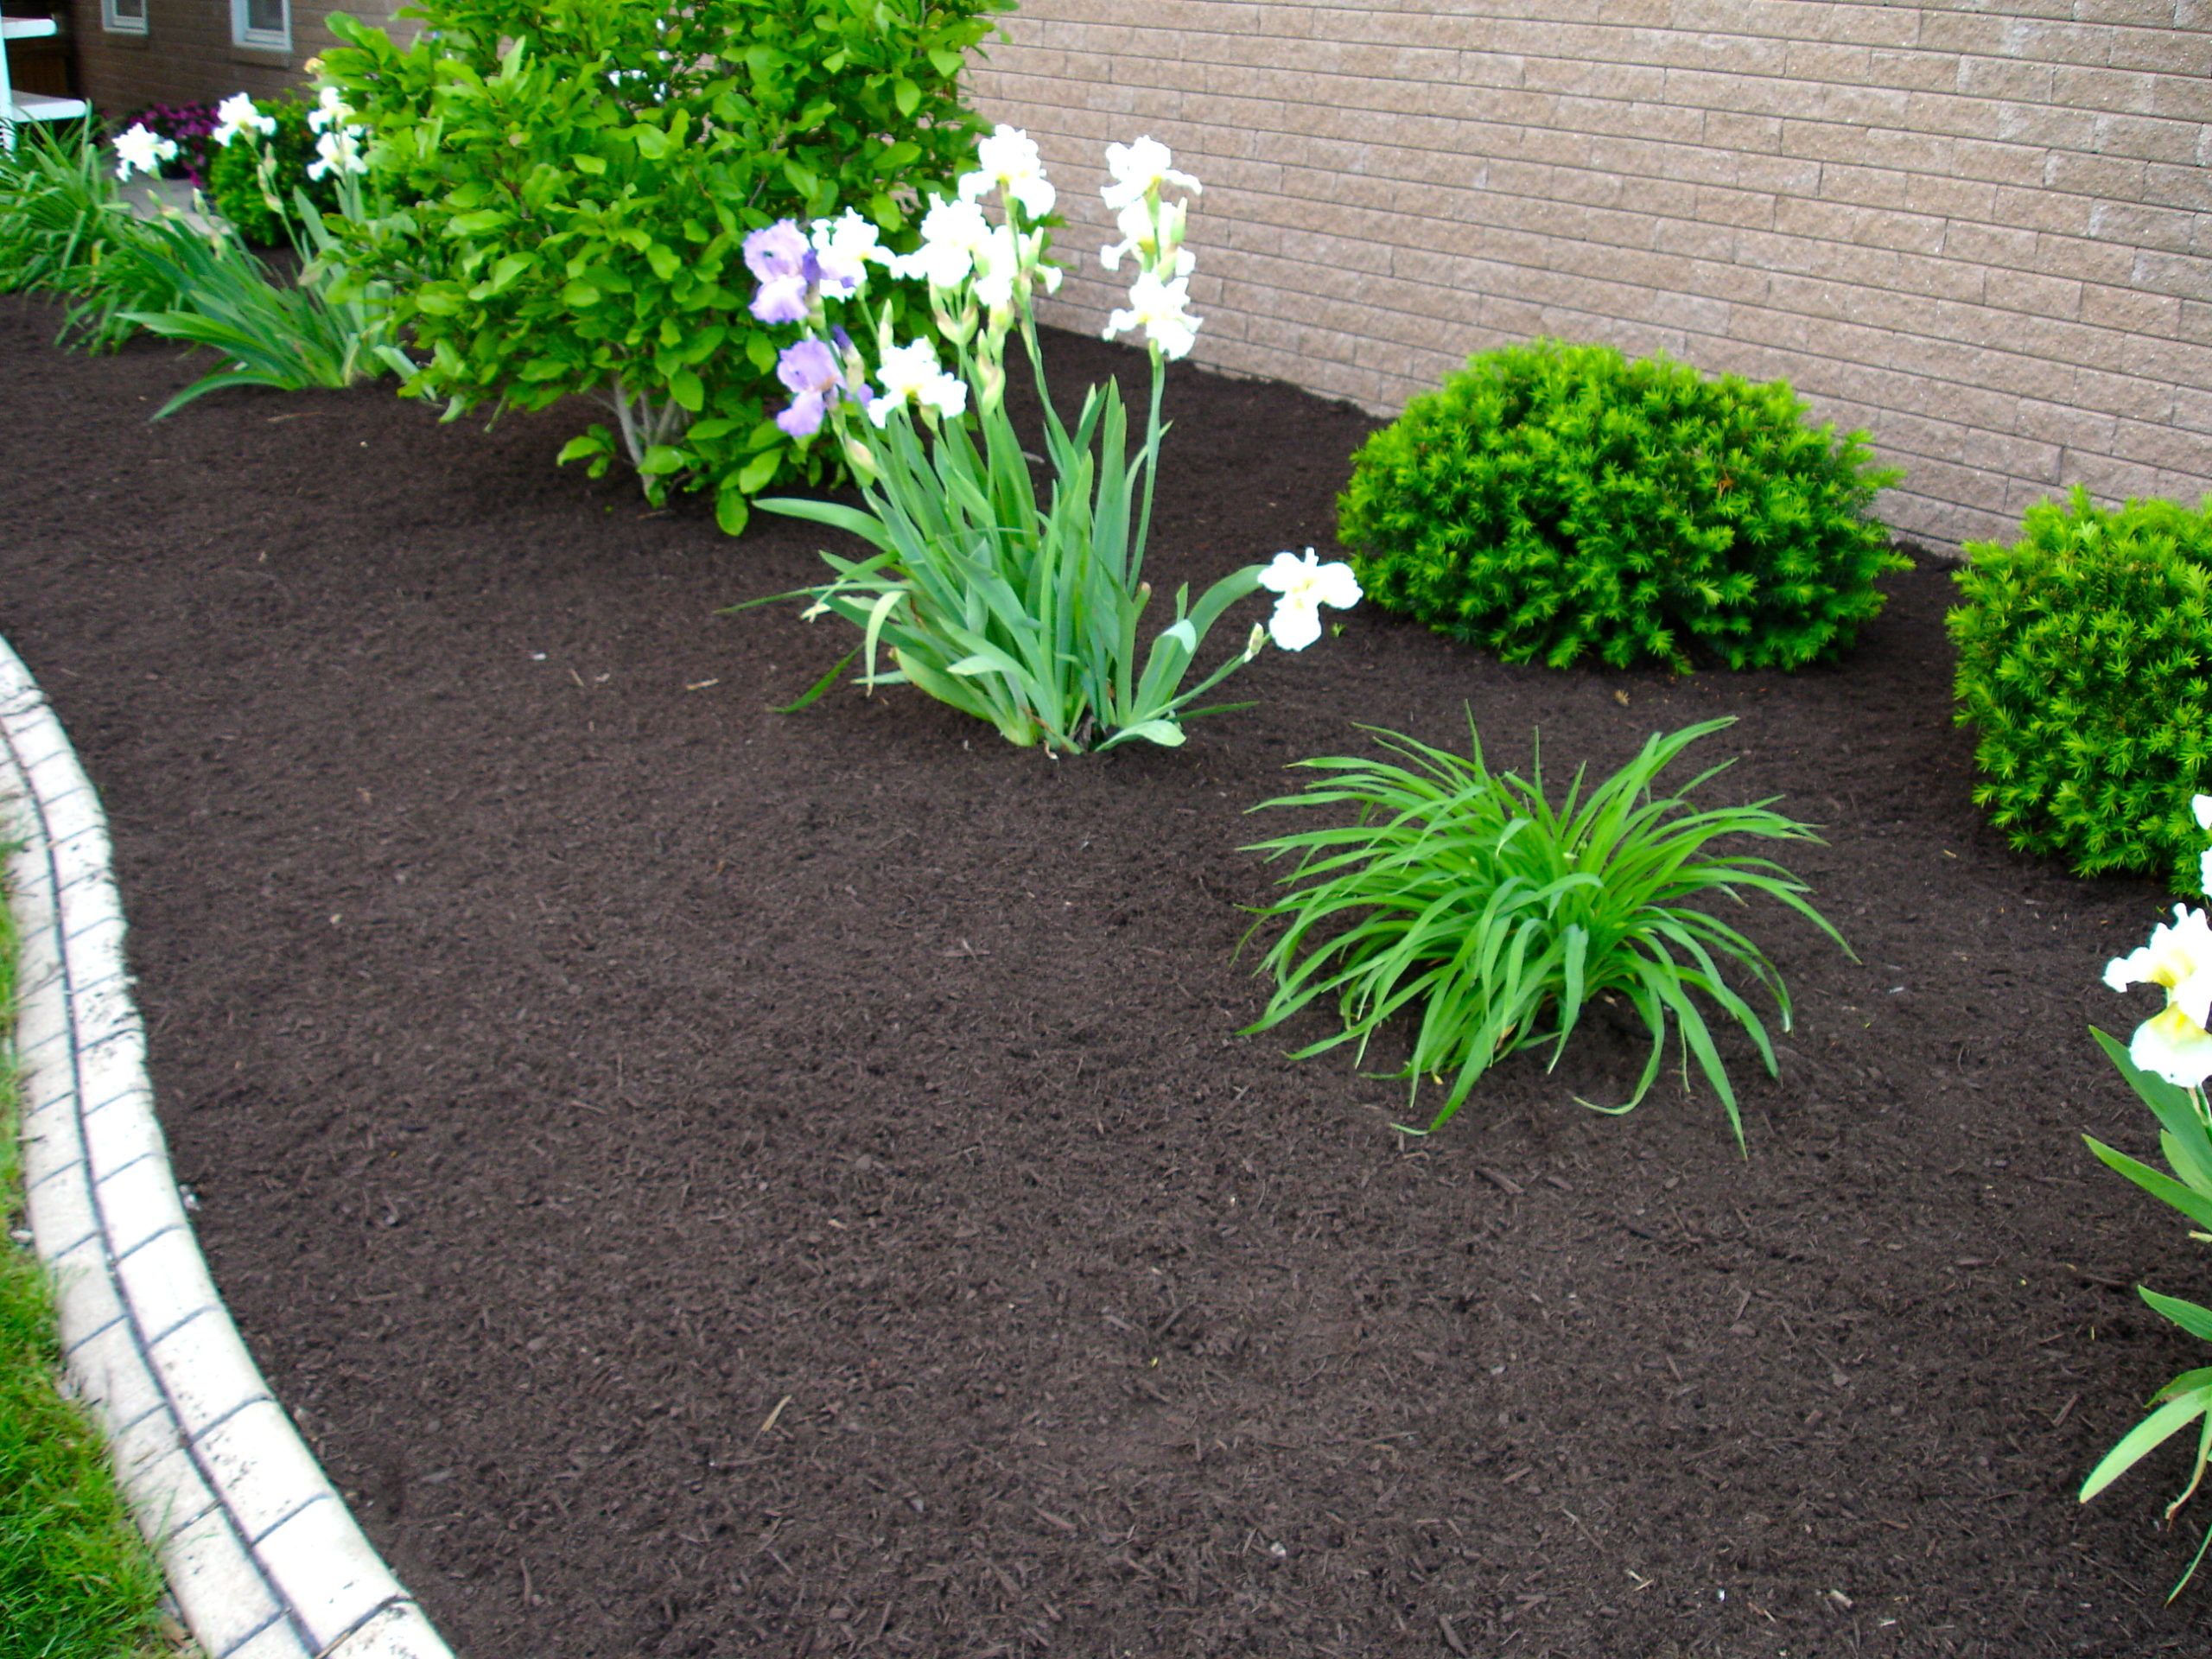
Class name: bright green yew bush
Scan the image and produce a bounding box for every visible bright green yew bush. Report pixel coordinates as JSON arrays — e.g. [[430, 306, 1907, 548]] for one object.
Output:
[[205, 97, 334, 248], [1337, 340, 1907, 671], [1949, 489, 2212, 895], [321, 0, 1011, 533]]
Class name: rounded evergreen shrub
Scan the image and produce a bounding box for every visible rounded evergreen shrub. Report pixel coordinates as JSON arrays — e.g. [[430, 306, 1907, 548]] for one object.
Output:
[[205, 98, 335, 248], [1336, 339, 1907, 671], [1949, 488, 2212, 895]]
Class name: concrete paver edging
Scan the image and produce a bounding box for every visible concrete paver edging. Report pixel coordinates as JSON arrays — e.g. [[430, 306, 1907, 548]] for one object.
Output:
[[0, 633, 454, 1659]]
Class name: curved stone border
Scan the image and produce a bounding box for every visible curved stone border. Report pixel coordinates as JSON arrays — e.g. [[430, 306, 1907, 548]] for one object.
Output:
[[1, 635, 454, 1659]]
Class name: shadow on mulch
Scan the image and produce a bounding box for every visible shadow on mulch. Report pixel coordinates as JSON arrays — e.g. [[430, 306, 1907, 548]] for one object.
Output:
[[3, 294, 2205, 1657]]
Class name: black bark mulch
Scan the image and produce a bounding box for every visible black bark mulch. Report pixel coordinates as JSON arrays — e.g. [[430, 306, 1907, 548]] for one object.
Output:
[[4, 294, 2207, 1657]]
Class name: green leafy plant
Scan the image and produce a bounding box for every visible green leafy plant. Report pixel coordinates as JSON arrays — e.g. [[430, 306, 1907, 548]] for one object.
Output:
[[0, 119, 183, 353], [1337, 339, 1907, 671], [1951, 489, 2212, 897], [2081, 824, 2212, 1598], [742, 131, 1358, 752], [205, 96, 336, 247], [102, 97, 410, 413], [1241, 715, 1849, 1145], [120, 206, 410, 414], [319, 0, 1013, 534]]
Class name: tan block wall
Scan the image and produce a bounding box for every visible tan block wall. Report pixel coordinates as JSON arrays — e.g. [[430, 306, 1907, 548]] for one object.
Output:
[[969, 0, 2212, 553], [73, 1, 406, 116]]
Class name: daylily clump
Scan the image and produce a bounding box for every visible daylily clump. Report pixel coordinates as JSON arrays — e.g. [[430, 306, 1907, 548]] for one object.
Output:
[[737, 125, 1360, 753]]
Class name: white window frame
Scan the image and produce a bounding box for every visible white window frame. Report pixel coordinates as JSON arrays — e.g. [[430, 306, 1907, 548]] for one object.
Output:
[[232, 0, 290, 52], [102, 0, 149, 35]]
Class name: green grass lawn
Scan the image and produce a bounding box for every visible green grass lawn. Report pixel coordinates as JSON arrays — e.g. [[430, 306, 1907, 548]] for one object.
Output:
[[0, 865, 175, 1657]]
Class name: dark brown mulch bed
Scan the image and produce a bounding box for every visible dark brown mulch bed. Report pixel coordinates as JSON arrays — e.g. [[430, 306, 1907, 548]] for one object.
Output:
[[4, 292, 2208, 1659]]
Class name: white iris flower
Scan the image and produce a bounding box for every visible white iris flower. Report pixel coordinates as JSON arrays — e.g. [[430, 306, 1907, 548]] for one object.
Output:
[[867, 339, 969, 428], [2107, 904, 2212, 1088], [1101, 136, 1201, 211], [1103, 270, 1201, 360], [212, 92, 276, 149], [960, 125, 1056, 219], [111, 124, 179, 181], [809, 209, 888, 299], [1101, 198, 1194, 278], [889, 195, 995, 289], [1257, 549, 1362, 651]]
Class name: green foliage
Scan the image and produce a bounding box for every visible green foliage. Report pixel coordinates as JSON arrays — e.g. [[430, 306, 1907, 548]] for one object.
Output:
[[747, 148, 1301, 755], [0, 120, 181, 353], [1950, 489, 2212, 895], [205, 97, 336, 247], [0, 861, 170, 1656], [754, 363, 1271, 753], [2079, 1027, 2212, 1599], [1337, 339, 1907, 671], [321, 0, 1013, 533], [1241, 715, 1849, 1146], [121, 194, 412, 414]]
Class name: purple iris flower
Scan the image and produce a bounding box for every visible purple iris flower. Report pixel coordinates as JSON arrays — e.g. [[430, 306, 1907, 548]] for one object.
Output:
[[746, 219, 822, 324], [773, 334, 869, 438]]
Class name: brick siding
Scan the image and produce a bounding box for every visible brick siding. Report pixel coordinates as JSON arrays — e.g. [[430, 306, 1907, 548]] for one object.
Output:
[[969, 0, 2212, 553], [71, 0, 406, 117]]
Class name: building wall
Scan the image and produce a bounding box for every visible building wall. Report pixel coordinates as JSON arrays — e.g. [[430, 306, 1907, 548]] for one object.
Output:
[[72, 0, 406, 116], [968, 0, 2212, 553]]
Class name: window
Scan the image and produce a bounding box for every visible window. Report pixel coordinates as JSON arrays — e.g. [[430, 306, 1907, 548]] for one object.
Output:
[[102, 0, 148, 35], [233, 0, 289, 51]]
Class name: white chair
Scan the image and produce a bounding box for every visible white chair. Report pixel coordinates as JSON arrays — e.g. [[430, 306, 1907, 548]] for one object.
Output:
[[2, 16, 91, 152]]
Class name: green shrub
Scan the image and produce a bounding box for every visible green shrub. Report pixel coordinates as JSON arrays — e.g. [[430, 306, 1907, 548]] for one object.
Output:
[[1240, 715, 1849, 1147], [1336, 339, 1907, 671], [1949, 488, 2212, 895], [321, 0, 1012, 534], [205, 97, 336, 247]]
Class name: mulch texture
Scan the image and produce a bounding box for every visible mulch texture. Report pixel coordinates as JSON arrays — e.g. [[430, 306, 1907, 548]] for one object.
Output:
[[4, 293, 2209, 1658]]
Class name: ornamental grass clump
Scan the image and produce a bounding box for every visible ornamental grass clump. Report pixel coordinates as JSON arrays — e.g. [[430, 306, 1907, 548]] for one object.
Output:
[[741, 129, 1358, 753], [1242, 716, 1849, 1147], [2081, 795, 2212, 1598], [1337, 340, 1906, 672], [1950, 488, 2212, 897]]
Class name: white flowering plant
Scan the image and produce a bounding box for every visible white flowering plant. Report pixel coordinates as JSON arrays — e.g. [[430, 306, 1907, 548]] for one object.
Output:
[[745, 129, 1359, 753], [2081, 792, 2212, 1598], [113, 87, 410, 414]]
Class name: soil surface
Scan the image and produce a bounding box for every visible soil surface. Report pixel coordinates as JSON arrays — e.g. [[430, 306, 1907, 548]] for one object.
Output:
[[5, 293, 2209, 1659]]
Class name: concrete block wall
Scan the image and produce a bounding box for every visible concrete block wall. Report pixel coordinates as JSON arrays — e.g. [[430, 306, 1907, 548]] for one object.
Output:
[[73, 1, 404, 118], [968, 0, 2212, 553]]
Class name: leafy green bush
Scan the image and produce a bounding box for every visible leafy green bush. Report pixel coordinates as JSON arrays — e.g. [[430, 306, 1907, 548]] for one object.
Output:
[[1949, 490, 2212, 895], [205, 96, 335, 247], [1337, 340, 1907, 671], [321, 0, 1012, 533], [1241, 715, 1849, 1147]]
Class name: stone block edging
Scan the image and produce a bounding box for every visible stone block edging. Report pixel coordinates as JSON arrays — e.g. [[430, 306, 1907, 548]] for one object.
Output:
[[0, 632, 454, 1659]]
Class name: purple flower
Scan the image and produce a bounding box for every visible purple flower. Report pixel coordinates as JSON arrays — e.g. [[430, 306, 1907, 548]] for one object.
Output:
[[746, 220, 822, 324], [773, 335, 869, 439]]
